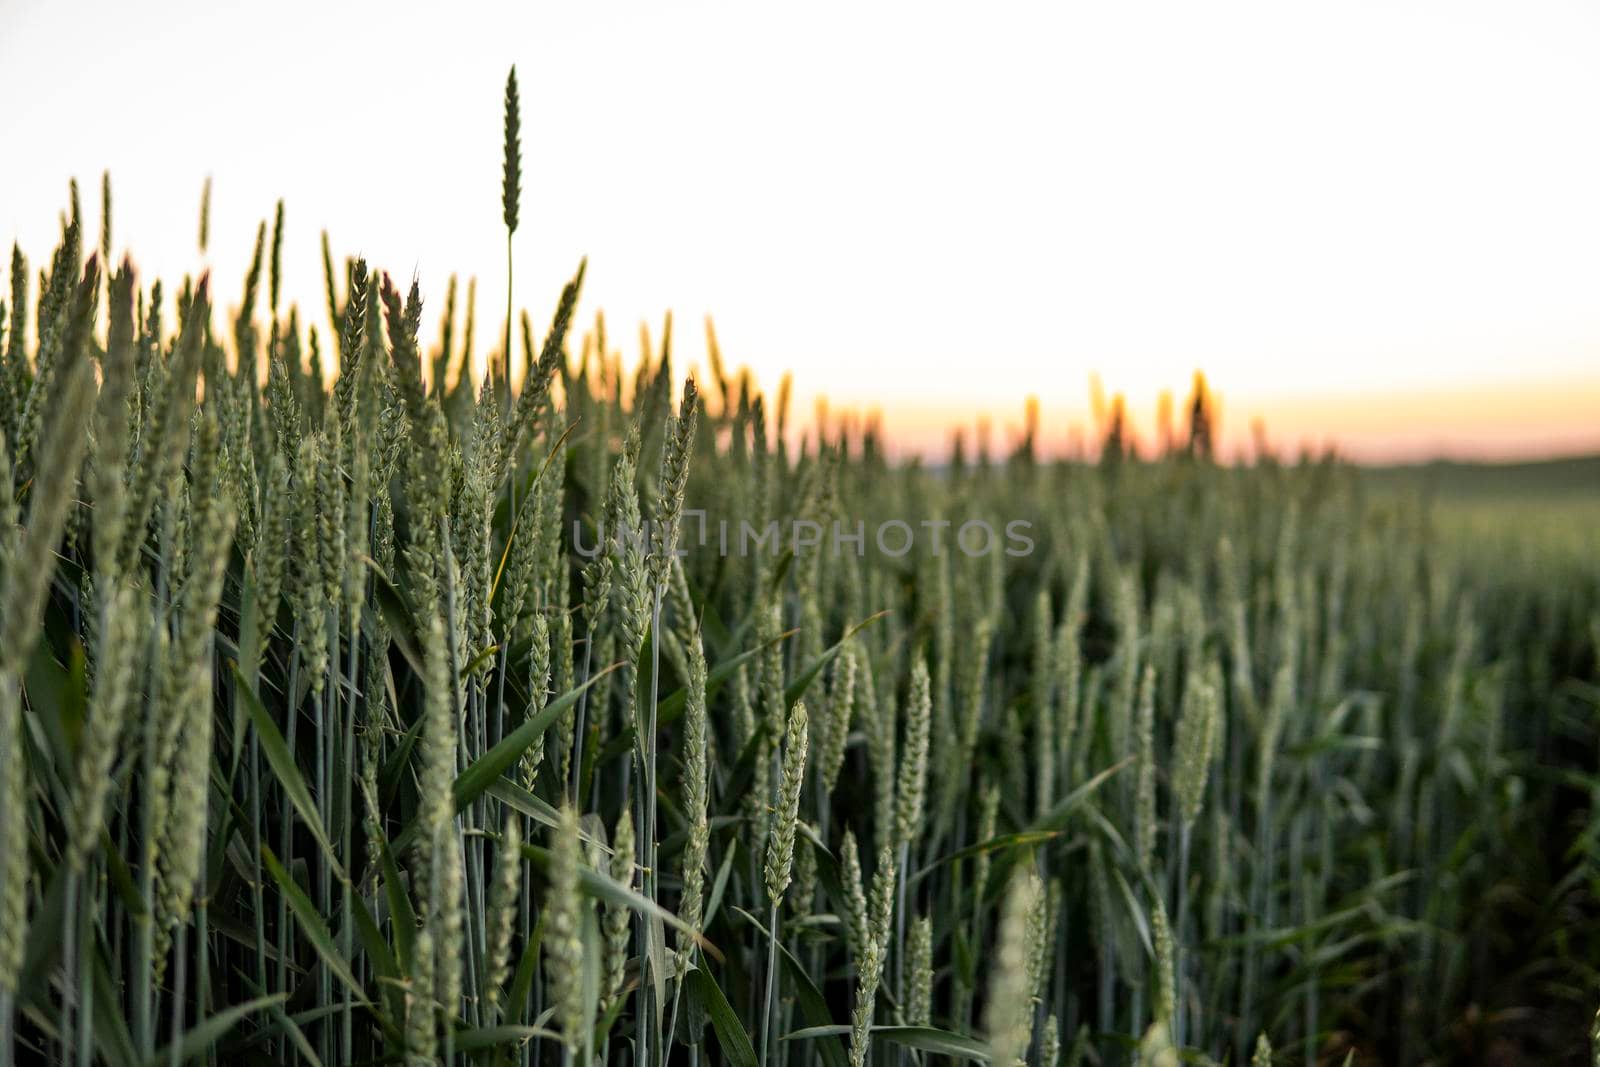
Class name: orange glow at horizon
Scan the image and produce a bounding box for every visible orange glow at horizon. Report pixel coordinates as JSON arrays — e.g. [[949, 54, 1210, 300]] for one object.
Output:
[[795, 373, 1600, 465]]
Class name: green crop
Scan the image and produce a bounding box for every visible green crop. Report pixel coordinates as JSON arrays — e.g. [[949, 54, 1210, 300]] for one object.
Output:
[[0, 67, 1596, 1067]]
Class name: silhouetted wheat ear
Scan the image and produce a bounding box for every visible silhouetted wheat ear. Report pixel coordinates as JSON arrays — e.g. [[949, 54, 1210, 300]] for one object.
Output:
[[197, 175, 211, 253], [502, 67, 521, 235]]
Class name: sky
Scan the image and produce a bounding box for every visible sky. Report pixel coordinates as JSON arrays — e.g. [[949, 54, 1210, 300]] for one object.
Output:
[[2, 0, 1598, 462]]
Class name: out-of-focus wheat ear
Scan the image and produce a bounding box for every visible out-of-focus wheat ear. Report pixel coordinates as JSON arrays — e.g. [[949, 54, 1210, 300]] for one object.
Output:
[[251, 452, 290, 653], [1152, 897, 1175, 1025], [502, 67, 521, 236], [307, 325, 324, 397], [341, 388, 373, 625], [153, 439, 236, 976], [333, 258, 369, 426], [848, 845, 897, 1067], [1173, 660, 1220, 830], [1137, 1018, 1177, 1066], [0, 259, 97, 675], [703, 314, 732, 416], [99, 171, 112, 272], [66, 580, 142, 871], [156, 557, 227, 931], [3, 244, 26, 447], [1111, 567, 1141, 765], [1025, 876, 1055, 1004], [320, 230, 341, 337], [399, 278, 426, 380], [820, 639, 857, 798], [895, 656, 931, 850], [459, 276, 476, 389], [501, 476, 543, 644], [120, 273, 206, 574], [658, 308, 673, 375], [1055, 550, 1089, 771], [197, 176, 211, 253], [268, 199, 285, 316], [290, 433, 330, 689], [430, 753, 465, 1033], [92, 261, 137, 562], [952, 615, 992, 815], [765, 701, 809, 906], [279, 302, 302, 395], [775, 371, 792, 441], [839, 828, 868, 960], [518, 614, 552, 788], [407, 926, 438, 1063], [1134, 663, 1157, 872], [434, 275, 457, 395], [1032, 587, 1055, 817], [0, 671, 27, 1002], [674, 631, 710, 973], [418, 609, 457, 838], [1251, 1032, 1272, 1066], [648, 375, 698, 590], [343, 257, 370, 370], [868, 844, 896, 954], [864, 664, 896, 850], [0, 442, 13, 541], [602, 808, 634, 1012], [1040, 1015, 1060, 1067], [483, 812, 522, 1016], [265, 348, 301, 461], [236, 219, 266, 358], [987, 868, 1042, 1067], [508, 258, 586, 462], [545, 803, 585, 1050], [790, 834, 817, 926], [907, 914, 932, 1026]]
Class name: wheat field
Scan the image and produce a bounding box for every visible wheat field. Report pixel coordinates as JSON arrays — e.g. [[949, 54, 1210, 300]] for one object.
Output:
[[0, 69, 1597, 1067]]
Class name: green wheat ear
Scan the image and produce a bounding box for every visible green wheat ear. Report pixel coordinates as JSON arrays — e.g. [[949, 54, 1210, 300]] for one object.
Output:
[[502, 67, 521, 235], [99, 171, 111, 269], [197, 175, 211, 253], [269, 199, 284, 315]]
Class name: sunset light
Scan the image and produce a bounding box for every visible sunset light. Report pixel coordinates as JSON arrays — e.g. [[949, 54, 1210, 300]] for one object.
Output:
[[4, 0, 1597, 461], [2, 3, 1598, 1064]]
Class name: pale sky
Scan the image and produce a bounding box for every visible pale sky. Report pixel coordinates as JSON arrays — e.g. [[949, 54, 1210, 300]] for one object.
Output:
[[3, 0, 1599, 461]]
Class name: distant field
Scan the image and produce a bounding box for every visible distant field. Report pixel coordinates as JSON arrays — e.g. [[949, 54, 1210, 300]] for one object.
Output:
[[1360, 453, 1600, 500], [1358, 455, 1600, 555]]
